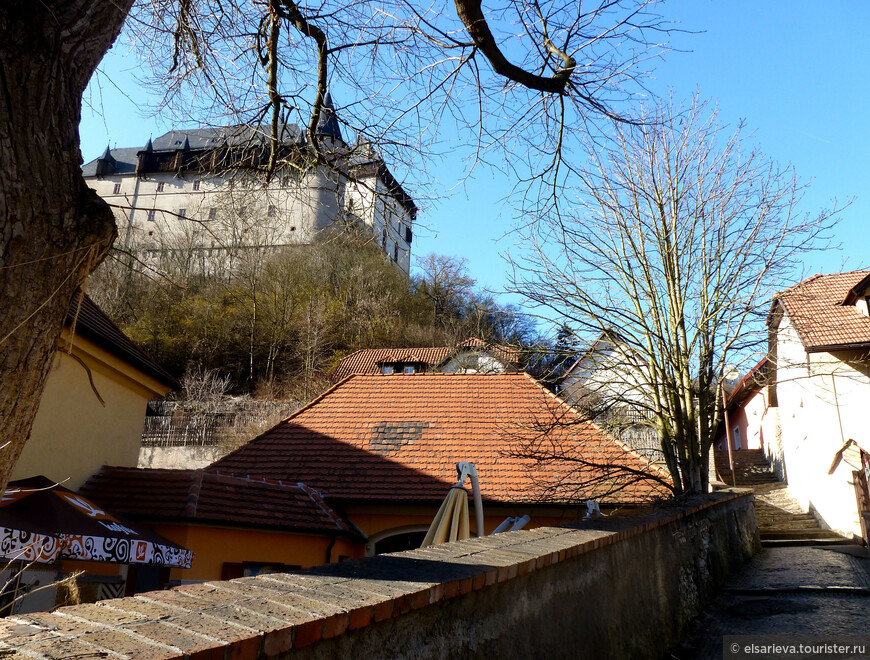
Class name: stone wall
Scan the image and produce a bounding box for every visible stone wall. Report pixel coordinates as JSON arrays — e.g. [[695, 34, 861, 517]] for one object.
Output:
[[0, 490, 758, 659]]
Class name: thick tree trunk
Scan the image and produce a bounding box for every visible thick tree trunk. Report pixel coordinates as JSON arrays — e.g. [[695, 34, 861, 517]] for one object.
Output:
[[0, 0, 132, 493]]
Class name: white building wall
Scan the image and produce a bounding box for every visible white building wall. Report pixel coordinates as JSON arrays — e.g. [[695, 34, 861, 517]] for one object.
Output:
[[88, 162, 412, 275], [440, 352, 506, 374], [774, 312, 867, 537]]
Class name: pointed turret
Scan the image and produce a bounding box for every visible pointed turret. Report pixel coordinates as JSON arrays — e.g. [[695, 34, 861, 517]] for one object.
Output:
[[95, 143, 117, 177], [181, 135, 191, 151], [315, 91, 343, 143], [137, 136, 155, 174]]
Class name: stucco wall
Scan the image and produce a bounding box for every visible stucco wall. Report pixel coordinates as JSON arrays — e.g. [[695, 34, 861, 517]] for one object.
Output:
[[13, 333, 167, 490], [774, 313, 868, 536], [88, 165, 412, 274], [137, 445, 226, 470], [0, 491, 757, 659]]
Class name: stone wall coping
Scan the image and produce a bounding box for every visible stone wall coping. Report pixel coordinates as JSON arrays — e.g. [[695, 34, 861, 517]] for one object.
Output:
[[0, 490, 751, 659]]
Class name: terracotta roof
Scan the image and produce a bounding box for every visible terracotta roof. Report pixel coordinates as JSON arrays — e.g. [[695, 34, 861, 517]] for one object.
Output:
[[771, 270, 870, 351], [331, 347, 452, 380], [725, 358, 769, 411], [454, 337, 521, 365], [68, 294, 178, 390], [330, 338, 520, 381], [79, 467, 365, 541], [211, 373, 670, 505]]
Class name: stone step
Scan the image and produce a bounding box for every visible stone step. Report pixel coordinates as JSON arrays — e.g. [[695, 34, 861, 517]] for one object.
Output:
[[759, 528, 847, 540], [756, 514, 816, 524], [761, 536, 855, 548], [759, 519, 825, 531]]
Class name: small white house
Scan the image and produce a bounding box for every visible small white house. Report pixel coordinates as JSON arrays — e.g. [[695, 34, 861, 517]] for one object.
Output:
[[558, 333, 660, 461], [767, 269, 870, 538]]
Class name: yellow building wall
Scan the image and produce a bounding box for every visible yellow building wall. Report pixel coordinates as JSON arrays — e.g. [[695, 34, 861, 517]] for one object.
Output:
[[13, 329, 172, 490], [151, 524, 365, 583]]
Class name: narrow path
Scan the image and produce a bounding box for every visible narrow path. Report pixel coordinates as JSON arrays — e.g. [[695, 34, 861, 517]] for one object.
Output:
[[668, 545, 870, 658]]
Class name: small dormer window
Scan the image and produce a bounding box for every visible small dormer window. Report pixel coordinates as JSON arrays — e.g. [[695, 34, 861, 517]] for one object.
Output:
[[403, 365, 415, 374], [383, 366, 394, 375]]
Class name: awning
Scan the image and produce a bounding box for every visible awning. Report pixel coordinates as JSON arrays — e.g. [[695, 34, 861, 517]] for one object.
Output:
[[421, 462, 484, 548], [0, 477, 192, 568]]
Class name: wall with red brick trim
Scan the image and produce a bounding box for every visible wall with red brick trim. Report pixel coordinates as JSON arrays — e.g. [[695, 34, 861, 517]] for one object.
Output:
[[0, 490, 758, 659]]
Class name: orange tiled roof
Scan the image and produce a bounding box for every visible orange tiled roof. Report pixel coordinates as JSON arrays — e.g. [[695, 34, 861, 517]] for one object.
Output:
[[772, 270, 870, 351], [211, 373, 670, 506], [331, 346, 453, 381], [331, 339, 521, 381], [80, 467, 364, 540], [455, 337, 521, 365]]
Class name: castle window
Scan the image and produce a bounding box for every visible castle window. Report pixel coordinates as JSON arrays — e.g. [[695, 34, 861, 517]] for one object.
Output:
[[178, 208, 187, 218], [147, 210, 156, 222], [382, 227, 387, 249], [156, 181, 165, 192], [268, 205, 276, 217], [193, 180, 201, 191], [393, 242, 398, 262], [208, 208, 217, 220], [112, 183, 121, 194]]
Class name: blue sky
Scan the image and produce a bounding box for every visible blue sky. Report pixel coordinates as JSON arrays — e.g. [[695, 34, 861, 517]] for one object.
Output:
[[81, 1, 869, 298]]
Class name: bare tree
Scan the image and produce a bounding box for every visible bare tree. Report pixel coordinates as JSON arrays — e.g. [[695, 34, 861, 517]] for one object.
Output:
[[508, 97, 839, 496], [0, 0, 669, 496]]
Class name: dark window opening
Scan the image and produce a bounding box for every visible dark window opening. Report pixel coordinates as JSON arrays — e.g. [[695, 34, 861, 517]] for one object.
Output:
[[193, 180, 201, 191], [268, 205, 276, 217], [112, 183, 121, 194], [393, 242, 399, 262], [208, 208, 217, 220], [178, 208, 187, 218], [146, 210, 156, 222], [375, 532, 427, 554], [156, 181, 165, 192], [382, 365, 394, 374]]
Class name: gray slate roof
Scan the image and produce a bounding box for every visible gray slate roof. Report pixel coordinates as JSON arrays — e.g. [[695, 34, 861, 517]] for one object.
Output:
[[82, 124, 306, 176]]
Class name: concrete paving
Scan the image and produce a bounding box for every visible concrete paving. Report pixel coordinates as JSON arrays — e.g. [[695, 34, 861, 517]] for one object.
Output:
[[668, 545, 870, 659]]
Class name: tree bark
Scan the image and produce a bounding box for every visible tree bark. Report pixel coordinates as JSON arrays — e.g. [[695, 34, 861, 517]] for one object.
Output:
[[0, 0, 132, 493]]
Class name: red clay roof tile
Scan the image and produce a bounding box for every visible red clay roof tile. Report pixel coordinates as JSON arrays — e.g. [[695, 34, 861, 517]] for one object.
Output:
[[211, 374, 670, 505], [772, 270, 870, 351], [80, 468, 364, 540], [330, 339, 520, 381]]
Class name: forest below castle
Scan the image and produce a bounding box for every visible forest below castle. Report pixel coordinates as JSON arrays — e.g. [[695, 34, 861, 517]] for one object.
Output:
[[89, 231, 548, 401]]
